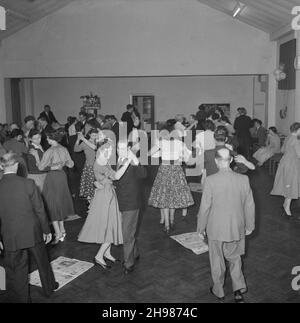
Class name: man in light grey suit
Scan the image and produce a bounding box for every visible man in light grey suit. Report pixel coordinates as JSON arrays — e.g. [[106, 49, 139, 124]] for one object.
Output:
[[197, 148, 255, 303]]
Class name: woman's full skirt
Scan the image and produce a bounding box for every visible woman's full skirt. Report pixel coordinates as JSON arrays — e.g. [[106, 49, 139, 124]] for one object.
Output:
[[271, 155, 300, 199], [78, 184, 123, 245], [42, 170, 74, 221], [148, 164, 194, 209]]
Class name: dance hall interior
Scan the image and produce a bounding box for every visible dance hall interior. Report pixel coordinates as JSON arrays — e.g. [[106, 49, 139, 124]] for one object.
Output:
[[0, 0, 300, 304]]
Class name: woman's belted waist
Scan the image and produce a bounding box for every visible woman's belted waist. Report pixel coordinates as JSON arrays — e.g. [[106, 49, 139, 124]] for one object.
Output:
[[161, 159, 182, 165]]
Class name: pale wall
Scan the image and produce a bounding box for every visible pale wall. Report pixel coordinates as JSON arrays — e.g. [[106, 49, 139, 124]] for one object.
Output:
[[0, 0, 277, 123], [0, 47, 5, 122], [31, 76, 257, 123], [275, 33, 296, 135]]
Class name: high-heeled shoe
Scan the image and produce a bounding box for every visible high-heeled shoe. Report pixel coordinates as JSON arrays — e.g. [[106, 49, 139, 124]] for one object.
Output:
[[163, 226, 170, 235], [94, 258, 111, 270], [281, 206, 292, 217], [170, 222, 175, 231], [59, 232, 66, 242], [51, 234, 63, 245], [104, 256, 121, 264]]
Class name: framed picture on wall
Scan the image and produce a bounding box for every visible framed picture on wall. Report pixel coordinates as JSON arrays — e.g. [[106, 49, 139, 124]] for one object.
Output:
[[200, 103, 231, 119], [130, 95, 155, 131]]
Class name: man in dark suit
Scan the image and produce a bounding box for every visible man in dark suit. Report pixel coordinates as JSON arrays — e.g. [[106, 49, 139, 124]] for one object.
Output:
[[111, 115, 121, 142], [121, 104, 134, 137], [0, 152, 58, 303], [115, 142, 147, 274], [252, 119, 267, 150], [78, 111, 88, 135], [197, 148, 255, 303], [3, 129, 28, 177], [39, 105, 58, 126], [38, 116, 53, 151], [233, 107, 253, 159]]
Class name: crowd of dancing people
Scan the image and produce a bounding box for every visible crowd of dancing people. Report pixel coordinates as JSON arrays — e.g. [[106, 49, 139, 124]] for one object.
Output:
[[0, 102, 298, 303]]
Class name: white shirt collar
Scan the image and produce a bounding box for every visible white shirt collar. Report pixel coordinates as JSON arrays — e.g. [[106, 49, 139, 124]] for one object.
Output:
[[4, 171, 17, 175]]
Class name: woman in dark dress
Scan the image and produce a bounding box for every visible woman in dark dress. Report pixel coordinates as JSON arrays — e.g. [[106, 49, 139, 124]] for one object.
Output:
[[233, 107, 253, 158], [26, 129, 48, 193], [30, 129, 74, 244]]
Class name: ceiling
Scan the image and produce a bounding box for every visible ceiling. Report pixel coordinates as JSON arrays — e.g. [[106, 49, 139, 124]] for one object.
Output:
[[197, 0, 300, 39], [0, 0, 299, 41], [0, 0, 74, 40]]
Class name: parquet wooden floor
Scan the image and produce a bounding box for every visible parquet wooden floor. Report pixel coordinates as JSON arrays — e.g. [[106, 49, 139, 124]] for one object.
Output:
[[1, 167, 300, 303]]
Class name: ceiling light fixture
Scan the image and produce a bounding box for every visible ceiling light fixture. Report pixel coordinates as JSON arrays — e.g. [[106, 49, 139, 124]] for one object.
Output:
[[233, 2, 245, 18]]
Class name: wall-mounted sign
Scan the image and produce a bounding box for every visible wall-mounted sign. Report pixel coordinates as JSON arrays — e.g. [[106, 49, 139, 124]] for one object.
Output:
[[292, 6, 300, 31], [0, 6, 6, 31]]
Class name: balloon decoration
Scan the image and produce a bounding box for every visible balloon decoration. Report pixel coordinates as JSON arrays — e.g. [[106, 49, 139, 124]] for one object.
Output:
[[274, 63, 286, 82]]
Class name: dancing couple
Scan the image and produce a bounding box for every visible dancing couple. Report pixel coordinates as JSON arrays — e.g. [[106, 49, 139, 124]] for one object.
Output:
[[78, 139, 146, 274]]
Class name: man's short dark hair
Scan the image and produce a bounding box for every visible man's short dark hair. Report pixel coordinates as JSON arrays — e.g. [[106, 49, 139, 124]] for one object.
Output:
[[46, 129, 65, 143], [290, 122, 300, 133], [238, 107, 247, 115], [126, 104, 134, 110], [253, 119, 262, 126], [11, 129, 24, 138], [75, 121, 83, 132], [79, 111, 87, 118], [24, 115, 35, 124], [203, 120, 215, 131], [212, 113, 220, 121], [38, 116, 48, 123]]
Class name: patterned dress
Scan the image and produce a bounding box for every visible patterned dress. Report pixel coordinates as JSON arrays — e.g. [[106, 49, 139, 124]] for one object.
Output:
[[148, 138, 194, 209], [74, 141, 96, 199]]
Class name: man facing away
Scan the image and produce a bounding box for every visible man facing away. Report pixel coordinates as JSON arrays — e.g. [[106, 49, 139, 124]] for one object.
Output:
[[252, 119, 267, 151], [0, 152, 58, 303], [234, 107, 253, 159], [197, 148, 255, 303], [121, 104, 134, 137], [115, 142, 147, 274]]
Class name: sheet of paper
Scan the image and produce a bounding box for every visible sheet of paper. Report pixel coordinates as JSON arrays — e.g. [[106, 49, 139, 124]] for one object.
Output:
[[171, 232, 209, 255], [29, 257, 94, 290]]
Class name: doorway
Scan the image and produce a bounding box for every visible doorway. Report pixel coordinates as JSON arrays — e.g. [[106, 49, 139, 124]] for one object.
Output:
[[131, 95, 155, 132]]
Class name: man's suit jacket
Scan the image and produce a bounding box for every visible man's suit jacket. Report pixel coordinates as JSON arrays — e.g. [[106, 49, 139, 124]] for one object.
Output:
[[121, 112, 134, 135], [115, 164, 147, 212], [197, 169, 255, 242], [41, 124, 53, 151], [39, 111, 58, 125], [111, 122, 120, 143], [256, 126, 267, 147], [234, 115, 253, 138], [0, 174, 50, 252]]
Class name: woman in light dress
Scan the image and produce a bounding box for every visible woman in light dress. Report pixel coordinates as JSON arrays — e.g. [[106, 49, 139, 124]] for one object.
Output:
[[271, 123, 300, 217], [253, 127, 281, 166], [78, 139, 137, 269]]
